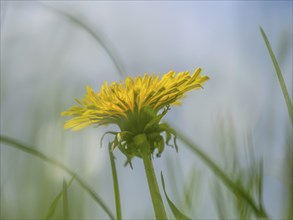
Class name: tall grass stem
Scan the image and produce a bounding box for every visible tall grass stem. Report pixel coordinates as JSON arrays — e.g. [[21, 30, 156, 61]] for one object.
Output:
[[63, 179, 69, 220], [260, 26, 293, 126]]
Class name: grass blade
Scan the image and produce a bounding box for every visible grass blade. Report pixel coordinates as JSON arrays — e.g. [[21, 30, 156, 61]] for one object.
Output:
[[174, 130, 269, 219], [212, 180, 228, 219], [257, 159, 264, 211], [45, 190, 62, 220], [40, 3, 126, 78], [109, 145, 122, 220], [260, 26, 293, 126], [161, 172, 191, 220], [28, 9, 127, 217], [63, 179, 69, 220], [0, 135, 115, 220], [182, 168, 199, 213], [45, 177, 74, 219]]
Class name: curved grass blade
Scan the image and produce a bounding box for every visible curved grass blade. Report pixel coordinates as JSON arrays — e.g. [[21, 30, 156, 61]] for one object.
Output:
[[174, 130, 269, 219], [63, 178, 69, 220], [45, 177, 74, 220], [45, 190, 62, 219], [161, 172, 191, 220], [260, 26, 293, 126], [108, 145, 122, 220], [40, 3, 126, 78], [0, 135, 115, 220]]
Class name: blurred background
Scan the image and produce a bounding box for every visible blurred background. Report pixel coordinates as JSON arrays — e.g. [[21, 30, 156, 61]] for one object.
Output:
[[1, 1, 292, 219]]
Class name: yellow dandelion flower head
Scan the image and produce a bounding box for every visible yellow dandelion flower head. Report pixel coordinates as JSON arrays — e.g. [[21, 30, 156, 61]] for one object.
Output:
[[62, 68, 209, 162]]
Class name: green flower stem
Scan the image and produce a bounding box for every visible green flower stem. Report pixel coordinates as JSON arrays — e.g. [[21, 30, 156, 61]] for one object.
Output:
[[133, 134, 168, 220], [109, 146, 122, 220]]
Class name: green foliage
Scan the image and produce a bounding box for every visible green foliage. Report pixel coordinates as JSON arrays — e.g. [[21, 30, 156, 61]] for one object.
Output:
[[108, 146, 122, 220], [161, 172, 191, 220], [175, 129, 268, 218], [181, 168, 200, 215], [62, 179, 69, 220], [260, 26, 293, 126], [133, 134, 168, 219], [211, 119, 266, 219], [0, 136, 115, 220], [99, 106, 178, 166], [45, 177, 74, 219]]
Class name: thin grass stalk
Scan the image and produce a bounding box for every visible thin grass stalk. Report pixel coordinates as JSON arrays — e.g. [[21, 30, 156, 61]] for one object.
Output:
[[41, 3, 126, 78], [63, 179, 69, 220], [260, 26, 293, 126], [0, 135, 115, 220]]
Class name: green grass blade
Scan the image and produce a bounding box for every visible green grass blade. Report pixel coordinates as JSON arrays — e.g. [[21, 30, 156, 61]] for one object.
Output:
[[41, 3, 126, 78], [182, 168, 198, 213], [260, 26, 293, 126], [212, 180, 228, 219], [160, 172, 191, 220], [174, 130, 269, 219], [109, 145, 122, 220], [0, 135, 115, 220], [45, 177, 74, 219], [258, 159, 264, 211], [63, 179, 69, 220], [45, 189, 63, 219]]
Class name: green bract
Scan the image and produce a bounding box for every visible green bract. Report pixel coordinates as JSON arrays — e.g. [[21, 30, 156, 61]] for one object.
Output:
[[101, 105, 178, 166]]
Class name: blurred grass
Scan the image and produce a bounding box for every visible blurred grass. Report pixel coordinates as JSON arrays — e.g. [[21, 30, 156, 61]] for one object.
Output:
[[40, 3, 126, 78], [260, 27, 293, 126], [181, 167, 200, 215], [212, 119, 264, 219], [0, 136, 115, 220], [62, 179, 69, 220], [45, 177, 74, 219], [175, 129, 268, 218], [283, 131, 293, 219]]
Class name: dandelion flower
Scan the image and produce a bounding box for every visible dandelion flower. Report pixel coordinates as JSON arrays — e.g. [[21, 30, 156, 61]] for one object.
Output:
[[62, 68, 209, 161]]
